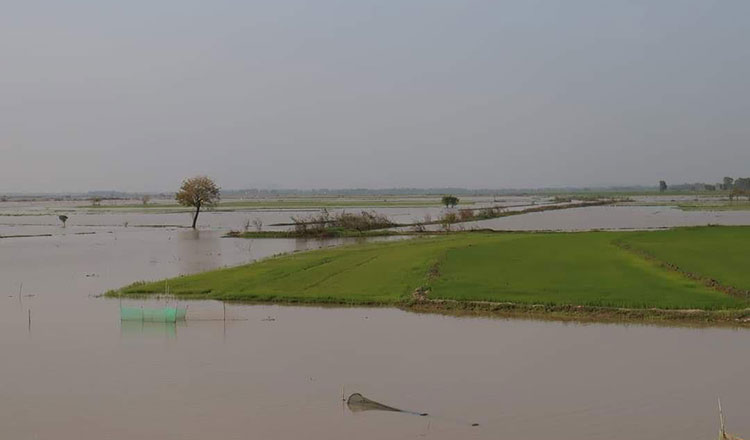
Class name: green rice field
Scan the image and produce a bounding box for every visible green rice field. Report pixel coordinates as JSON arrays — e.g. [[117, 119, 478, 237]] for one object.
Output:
[[111, 226, 750, 311]]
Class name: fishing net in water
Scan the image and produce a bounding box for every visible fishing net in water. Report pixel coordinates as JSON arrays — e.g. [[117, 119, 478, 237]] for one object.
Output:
[[120, 307, 187, 323], [346, 393, 428, 416]]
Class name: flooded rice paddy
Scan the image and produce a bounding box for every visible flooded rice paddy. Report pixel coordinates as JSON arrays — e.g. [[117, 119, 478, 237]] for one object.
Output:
[[1, 198, 749, 439], [462, 205, 750, 231]]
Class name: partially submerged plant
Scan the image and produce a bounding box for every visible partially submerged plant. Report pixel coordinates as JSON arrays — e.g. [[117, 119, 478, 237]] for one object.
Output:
[[458, 208, 475, 221], [440, 212, 459, 231], [289, 209, 394, 237], [252, 218, 263, 232]]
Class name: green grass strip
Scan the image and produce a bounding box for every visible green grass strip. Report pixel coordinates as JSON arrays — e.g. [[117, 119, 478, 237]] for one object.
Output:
[[110, 227, 750, 312]]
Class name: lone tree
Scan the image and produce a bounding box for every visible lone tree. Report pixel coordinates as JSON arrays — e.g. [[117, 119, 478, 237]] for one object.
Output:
[[442, 195, 459, 208], [176, 176, 221, 229], [659, 180, 668, 192]]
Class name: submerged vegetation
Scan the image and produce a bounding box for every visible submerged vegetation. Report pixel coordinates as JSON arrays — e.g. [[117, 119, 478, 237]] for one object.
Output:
[[228, 210, 396, 238], [110, 226, 750, 323], [226, 198, 618, 237], [422, 199, 617, 230]]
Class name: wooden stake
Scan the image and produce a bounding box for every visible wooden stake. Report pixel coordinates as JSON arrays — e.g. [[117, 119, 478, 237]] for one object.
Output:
[[719, 397, 726, 438]]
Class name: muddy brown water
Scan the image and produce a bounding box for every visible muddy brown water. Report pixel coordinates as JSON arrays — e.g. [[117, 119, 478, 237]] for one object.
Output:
[[1, 211, 749, 439], [457, 205, 750, 231], [0, 196, 543, 232]]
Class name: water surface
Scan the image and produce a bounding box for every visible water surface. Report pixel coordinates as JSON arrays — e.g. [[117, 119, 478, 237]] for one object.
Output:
[[1, 210, 748, 439]]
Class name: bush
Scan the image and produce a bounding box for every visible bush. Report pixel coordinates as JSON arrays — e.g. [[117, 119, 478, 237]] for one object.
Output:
[[476, 207, 501, 219], [441, 195, 459, 208], [552, 196, 572, 203], [440, 212, 459, 231], [458, 209, 475, 221], [290, 210, 394, 236]]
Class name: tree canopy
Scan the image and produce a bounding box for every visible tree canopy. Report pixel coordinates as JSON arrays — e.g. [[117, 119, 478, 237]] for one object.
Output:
[[442, 195, 459, 208], [176, 176, 221, 228]]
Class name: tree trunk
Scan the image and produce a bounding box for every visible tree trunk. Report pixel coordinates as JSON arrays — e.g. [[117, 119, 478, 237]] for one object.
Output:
[[192, 204, 201, 229]]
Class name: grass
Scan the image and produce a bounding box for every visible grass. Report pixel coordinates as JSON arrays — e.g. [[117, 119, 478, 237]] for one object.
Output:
[[618, 227, 750, 292], [429, 232, 742, 309], [114, 236, 466, 303], [676, 202, 750, 211], [111, 227, 750, 315], [225, 229, 404, 239]]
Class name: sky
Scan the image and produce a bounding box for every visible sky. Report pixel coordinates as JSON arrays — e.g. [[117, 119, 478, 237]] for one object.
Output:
[[1, 0, 749, 192]]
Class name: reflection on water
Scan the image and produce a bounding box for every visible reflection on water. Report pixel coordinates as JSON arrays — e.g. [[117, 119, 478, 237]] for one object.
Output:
[[120, 320, 179, 339], [175, 229, 224, 274]]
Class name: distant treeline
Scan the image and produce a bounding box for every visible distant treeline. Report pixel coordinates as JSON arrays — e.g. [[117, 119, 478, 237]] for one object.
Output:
[[6, 181, 750, 202], [0, 191, 172, 202], [659, 177, 750, 192]]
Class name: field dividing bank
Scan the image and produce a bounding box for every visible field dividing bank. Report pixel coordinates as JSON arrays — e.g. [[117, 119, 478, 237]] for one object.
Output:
[[676, 202, 750, 211], [627, 200, 750, 211], [109, 227, 750, 324], [228, 199, 617, 238]]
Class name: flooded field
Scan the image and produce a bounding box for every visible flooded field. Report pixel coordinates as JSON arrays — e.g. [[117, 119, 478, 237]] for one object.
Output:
[[1, 200, 749, 439], [5, 195, 750, 235], [462, 205, 750, 231], [0, 196, 550, 232]]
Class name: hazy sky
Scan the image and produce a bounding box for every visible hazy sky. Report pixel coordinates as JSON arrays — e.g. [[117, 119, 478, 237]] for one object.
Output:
[[2, 0, 749, 192]]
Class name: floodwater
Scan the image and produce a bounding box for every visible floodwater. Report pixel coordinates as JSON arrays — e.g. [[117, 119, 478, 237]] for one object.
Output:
[[1, 204, 749, 439], [461, 205, 750, 231], [7, 197, 750, 234], [0, 196, 543, 232]]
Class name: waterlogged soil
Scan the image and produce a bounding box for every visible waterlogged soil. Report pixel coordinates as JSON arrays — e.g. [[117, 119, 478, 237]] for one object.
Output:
[[1, 206, 749, 439]]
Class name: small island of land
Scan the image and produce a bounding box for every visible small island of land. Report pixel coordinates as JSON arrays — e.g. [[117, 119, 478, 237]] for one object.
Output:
[[109, 226, 750, 325]]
